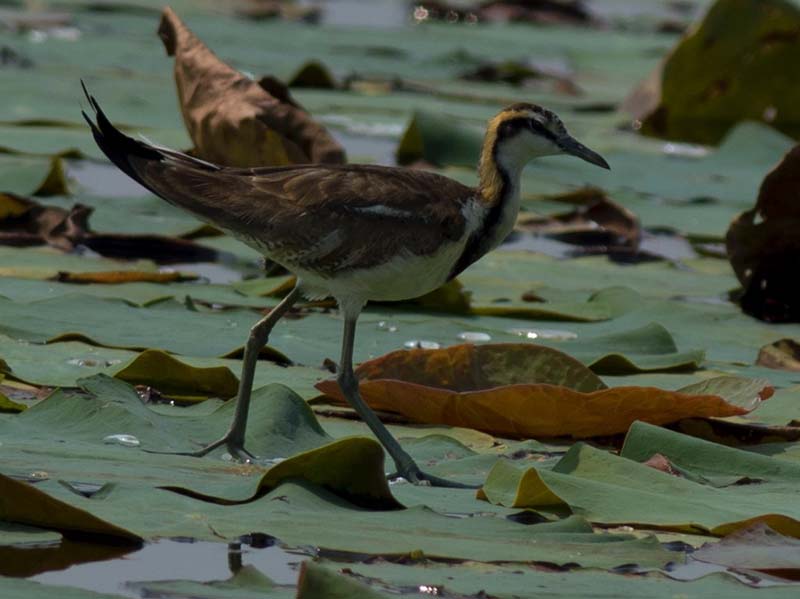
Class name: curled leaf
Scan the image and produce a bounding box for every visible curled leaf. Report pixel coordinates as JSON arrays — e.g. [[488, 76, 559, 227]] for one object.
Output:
[[158, 7, 346, 167], [111, 349, 239, 399]]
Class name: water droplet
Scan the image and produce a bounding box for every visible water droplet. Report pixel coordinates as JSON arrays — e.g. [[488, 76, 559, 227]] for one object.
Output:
[[457, 331, 491, 343], [403, 340, 440, 350], [67, 358, 99, 367], [506, 328, 578, 341], [221, 453, 234, 462], [389, 476, 408, 485], [377, 321, 398, 333], [102, 434, 140, 447], [29, 471, 48, 480], [419, 584, 443, 595], [105, 359, 122, 366]]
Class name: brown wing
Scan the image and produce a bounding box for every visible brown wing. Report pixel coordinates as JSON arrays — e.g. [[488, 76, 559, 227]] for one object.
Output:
[[83, 89, 474, 274], [141, 162, 474, 274]]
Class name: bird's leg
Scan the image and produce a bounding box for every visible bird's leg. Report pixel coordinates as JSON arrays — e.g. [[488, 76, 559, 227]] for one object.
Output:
[[147, 285, 302, 460], [337, 316, 476, 489]]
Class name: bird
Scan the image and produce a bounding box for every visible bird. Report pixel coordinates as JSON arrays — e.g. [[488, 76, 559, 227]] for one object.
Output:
[[81, 82, 609, 487]]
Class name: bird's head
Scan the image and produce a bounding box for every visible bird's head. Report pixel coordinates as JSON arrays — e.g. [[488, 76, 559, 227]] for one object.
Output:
[[483, 103, 609, 171], [478, 103, 608, 203]]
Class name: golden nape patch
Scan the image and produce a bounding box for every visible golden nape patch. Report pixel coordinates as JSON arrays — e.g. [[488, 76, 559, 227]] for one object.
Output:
[[478, 109, 533, 204]]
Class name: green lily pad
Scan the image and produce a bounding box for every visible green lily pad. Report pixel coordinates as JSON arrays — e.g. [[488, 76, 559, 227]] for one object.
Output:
[[480, 421, 800, 537]]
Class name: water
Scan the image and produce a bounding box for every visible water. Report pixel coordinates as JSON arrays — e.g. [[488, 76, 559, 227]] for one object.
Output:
[[28, 539, 301, 598]]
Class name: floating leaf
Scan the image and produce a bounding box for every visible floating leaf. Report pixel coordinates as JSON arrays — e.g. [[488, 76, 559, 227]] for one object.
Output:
[[479, 422, 800, 537], [158, 7, 346, 167], [316, 345, 761, 438], [111, 349, 239, 399], [0, 472, 142, 544], [297, 561, 390, 599]]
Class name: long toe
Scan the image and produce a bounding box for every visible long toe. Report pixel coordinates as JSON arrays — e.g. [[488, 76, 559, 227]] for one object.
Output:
[[397, 466, 479, 489]]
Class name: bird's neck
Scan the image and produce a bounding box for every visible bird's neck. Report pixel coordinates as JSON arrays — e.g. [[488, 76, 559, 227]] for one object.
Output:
[[475, 136, 525, 250]]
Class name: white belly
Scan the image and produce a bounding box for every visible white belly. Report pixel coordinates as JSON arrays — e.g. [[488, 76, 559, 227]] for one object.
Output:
[[295, 239, 465, 303]]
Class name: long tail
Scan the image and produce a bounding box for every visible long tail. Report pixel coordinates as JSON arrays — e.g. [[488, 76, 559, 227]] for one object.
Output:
[[80, 80, 220, 192]]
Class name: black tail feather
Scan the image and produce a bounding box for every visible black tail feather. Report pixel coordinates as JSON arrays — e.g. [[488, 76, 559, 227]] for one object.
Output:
[[80, 80, 166, 186]]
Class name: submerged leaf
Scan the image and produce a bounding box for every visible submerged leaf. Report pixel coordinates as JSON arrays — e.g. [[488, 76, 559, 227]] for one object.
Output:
[[158, 7, 346, 167]]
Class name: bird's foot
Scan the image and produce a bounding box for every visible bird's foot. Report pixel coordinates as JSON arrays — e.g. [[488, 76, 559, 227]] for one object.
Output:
[[143, 432, 255, 461], [392, 463, 479, 489]]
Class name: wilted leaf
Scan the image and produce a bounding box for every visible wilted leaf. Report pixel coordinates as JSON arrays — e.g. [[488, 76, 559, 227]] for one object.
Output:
[[0, 193, 219, 263], [727, 144, 800, 322], [628, 0, 800, 144], [517, 187, 641, 253], [158, 7, 346, 167], [758, 339, 800, 371], [316, 345, 761, 438], [351, 343, 607, 393], [53, 270, 198, 284]]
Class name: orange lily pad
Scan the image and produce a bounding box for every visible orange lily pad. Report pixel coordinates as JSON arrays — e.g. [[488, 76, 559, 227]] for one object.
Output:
[[316, 344, 770, 438]]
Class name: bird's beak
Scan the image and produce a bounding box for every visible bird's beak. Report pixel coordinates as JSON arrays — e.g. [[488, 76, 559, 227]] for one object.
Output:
[[557, 135, 610, 170]]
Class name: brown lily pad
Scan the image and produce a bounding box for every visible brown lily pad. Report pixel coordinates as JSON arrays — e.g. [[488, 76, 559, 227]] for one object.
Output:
[[316, 344, 763, 439], [0, 192, 218, 263], [517, 187, 641, 252], [158, 7, 346, 168]]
